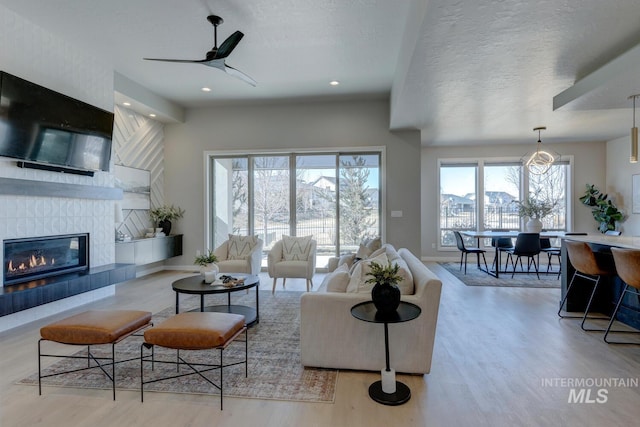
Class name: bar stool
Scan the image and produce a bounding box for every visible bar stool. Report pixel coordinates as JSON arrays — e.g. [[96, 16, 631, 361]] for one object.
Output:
[[558, 240, 615, 331], [605, 248, 640, 344]]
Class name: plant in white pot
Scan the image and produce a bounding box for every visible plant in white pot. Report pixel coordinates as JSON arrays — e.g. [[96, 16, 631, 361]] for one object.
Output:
[[194, 250, 219, 282], [513, 193, 555, 233]]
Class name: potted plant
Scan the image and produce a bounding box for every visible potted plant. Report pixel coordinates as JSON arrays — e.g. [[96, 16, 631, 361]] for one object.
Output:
[[365, 261, 403, 314], [194, 249, 219, 280], [149, 204, 184, 235], [513, 193, 556, 232], [579, 184, 624, 233]]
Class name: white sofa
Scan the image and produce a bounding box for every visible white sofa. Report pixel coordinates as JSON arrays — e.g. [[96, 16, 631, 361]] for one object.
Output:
[[300, 247, 442, 374]]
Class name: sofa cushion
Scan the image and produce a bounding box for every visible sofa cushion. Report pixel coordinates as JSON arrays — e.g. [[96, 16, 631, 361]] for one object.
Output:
[[228, 234, 258, 260], [346, 252, 390, 293], [337, 253, 356, 269], [383, 245, 414, 295], [282, 235, 313, 261], [322, 263, 351, 293], [355, 236, 382, 259]]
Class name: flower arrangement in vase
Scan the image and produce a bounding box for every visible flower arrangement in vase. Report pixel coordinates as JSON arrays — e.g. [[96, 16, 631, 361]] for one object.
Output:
[[149, 204, 184, 235], [365, 261, 403, 315], [513, 193, 555, 233]]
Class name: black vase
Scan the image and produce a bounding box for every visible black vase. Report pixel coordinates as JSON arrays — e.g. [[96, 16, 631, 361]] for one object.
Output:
[[371, 282, 401, 315], [158, 219, 172, 235]]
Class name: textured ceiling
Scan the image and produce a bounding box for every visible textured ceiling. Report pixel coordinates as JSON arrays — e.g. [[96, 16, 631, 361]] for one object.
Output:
[[1, 0, 640, 146]]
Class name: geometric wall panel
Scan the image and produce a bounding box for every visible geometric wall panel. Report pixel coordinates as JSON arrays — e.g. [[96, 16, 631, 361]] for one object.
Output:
[[113, 105, 165, 239]]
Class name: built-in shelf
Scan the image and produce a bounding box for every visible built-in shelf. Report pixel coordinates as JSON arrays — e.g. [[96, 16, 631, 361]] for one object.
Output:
[[116, 234, 183, 265]]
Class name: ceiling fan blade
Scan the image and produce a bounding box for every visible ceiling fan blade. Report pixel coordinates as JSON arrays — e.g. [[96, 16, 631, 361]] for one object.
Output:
[[215, 31, 244, 59], [143, 58, 205, 63], [202, 59, 256, 86], [222, 63, 257, 87]]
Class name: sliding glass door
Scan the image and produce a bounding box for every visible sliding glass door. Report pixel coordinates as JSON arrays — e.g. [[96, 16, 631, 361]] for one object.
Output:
[[209, 151, 382, 268]]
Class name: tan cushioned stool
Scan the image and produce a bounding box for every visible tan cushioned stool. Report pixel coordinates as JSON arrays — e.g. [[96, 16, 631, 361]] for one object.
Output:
[[39, 309, 152, 400], [41, 310, 152, 345], [141, 312, 248, 409], [144, 311, 245, 350]]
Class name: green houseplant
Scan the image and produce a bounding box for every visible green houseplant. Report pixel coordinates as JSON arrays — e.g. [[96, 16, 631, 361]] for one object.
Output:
[[149, 204, 184, 235], [194, 250, 218, 266], [579, 184, 624, 233], [365, 261, 403, 314], [194, 250, 219, 281]]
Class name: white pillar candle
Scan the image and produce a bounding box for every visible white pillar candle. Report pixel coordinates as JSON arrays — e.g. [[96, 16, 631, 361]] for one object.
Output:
[[204, 271, 215, 284], [381, 368, 396, 394]]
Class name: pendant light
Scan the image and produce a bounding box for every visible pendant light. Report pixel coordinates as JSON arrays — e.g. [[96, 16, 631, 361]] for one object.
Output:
[[522, 127, 560, 175], [629, 94, 639, 163]]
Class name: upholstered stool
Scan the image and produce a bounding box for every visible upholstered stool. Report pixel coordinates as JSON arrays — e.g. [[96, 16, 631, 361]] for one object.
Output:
[[605, 248, 640, 344], [141, 312, 248, 409], [39, 309, 152, 399], [559, 241, 615, 331]]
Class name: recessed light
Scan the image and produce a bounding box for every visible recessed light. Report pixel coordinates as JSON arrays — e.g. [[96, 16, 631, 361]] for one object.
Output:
[[329, 80, 340, 86], [123, 102, 131, 106], [201, 87, 211, 92], [149, 113, 156, 118]]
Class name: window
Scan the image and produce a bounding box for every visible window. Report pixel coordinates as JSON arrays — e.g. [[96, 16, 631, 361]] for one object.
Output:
[[438, 158, 571, 248], [208, 151, 382, 266]]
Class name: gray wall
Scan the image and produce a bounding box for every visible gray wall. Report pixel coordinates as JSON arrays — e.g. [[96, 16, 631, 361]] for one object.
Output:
[[162, 98, 421, 267], [606, 135, 640, 235], [421, 141, 607, 258]]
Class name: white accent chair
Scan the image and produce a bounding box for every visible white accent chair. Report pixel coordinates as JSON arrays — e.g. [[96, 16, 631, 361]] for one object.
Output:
[[213, 235, 263, 275], [268, 236, 317, 293]]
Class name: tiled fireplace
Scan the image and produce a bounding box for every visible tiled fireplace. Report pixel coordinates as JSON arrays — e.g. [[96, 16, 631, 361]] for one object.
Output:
[[3, 234, 89, 286]]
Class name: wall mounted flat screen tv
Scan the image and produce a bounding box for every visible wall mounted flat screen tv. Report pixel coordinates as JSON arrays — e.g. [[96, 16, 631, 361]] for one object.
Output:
[[0, 71, 114, 173]]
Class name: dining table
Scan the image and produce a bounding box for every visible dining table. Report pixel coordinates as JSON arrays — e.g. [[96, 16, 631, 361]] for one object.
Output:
[[460, 230, 568, 278]]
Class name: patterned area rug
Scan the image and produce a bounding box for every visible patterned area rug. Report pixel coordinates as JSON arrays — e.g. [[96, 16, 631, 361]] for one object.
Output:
[[439, 261, 561, 288], [20, 291, 337, 403]]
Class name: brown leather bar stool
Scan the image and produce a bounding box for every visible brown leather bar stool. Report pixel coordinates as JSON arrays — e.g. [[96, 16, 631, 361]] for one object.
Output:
[[558, 240, 616, 331], [605, 248, 640, 344]]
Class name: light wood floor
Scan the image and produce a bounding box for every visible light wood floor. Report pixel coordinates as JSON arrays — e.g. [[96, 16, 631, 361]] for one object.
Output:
[[1, 264, 639, 427]]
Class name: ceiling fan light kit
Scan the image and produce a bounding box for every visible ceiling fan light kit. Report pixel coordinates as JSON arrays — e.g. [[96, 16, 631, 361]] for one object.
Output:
[[629, 94, 639, 164], [522, 126, 560, 175], [143, 15, 256, 86]]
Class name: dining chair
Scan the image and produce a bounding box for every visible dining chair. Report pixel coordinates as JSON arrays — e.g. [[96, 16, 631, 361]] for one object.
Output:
[[503, 233, 541, 279], [559, 240, 616, 332], [490, 229, 513, 272], [453, 231, 488, 275], [606, 248, 640, 344]]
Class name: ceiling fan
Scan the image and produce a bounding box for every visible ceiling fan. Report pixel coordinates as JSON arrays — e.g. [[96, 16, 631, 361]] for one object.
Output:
[[144, 15, 256, 87]]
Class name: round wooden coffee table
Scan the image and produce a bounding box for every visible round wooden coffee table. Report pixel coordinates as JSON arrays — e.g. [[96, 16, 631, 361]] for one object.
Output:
[[172, 274, 260, 326]]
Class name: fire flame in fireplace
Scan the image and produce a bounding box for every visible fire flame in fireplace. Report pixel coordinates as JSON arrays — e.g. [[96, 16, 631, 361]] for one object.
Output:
[[7, 255, 55, 273]]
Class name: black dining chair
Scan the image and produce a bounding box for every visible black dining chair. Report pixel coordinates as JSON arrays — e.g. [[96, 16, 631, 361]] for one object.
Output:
[[453, 231, 488, 275], [503, 233, 542, 279], [490, 229, 514, 272]]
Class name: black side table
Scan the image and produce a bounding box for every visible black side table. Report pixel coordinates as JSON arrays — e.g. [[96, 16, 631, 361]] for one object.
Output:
[[350, 301, 421, 405]]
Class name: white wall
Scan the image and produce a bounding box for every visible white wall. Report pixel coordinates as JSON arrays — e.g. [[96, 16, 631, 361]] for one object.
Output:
[[421, 141, 607, 258], [161, 98, 422, 266], [606, 135, 640, 235], [0, 5, 115, 280]]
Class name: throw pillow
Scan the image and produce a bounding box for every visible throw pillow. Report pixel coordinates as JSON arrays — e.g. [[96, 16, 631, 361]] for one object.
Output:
[[282, 235, 313, 261], [337, 253, 356, 269], [381, 245, 414, 295], [323, 263, 351, 293], [228, 234, 258, 260], [354, 236, 382, 260], [346, 252, 390, 293]]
